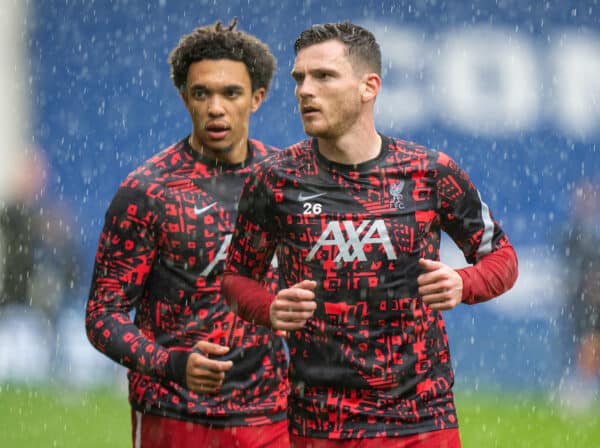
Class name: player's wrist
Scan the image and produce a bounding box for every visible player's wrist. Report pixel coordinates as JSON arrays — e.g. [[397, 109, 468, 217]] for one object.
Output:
[[165, 348, 192, 387]]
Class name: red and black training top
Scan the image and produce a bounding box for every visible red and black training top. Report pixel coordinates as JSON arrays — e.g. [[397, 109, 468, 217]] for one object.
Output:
[[225, 135, 517, 439], [86, 137, 289, 426]]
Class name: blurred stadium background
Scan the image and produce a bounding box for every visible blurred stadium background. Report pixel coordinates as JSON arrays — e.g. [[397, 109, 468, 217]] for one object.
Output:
[[0, 0, 599, 446]]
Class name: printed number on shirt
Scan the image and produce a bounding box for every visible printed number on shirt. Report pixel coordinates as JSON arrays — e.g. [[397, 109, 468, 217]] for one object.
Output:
[[303, 202, 323, 215]]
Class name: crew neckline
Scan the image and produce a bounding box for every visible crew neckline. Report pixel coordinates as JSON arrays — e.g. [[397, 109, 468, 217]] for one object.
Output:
[[311, 134, 390, 173], [183, 135, 254, 170]]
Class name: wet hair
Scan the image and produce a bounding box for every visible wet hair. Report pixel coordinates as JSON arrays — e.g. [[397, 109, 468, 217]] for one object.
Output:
[[294, 21, 381, 75], [168, 18, 276, 93]]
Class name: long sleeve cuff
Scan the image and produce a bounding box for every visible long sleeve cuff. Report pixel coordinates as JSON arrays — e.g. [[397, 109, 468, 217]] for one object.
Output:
[[165, 349, 191, 387]]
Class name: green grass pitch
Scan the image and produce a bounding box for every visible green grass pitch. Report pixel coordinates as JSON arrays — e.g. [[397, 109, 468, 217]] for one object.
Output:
[[1, 384, 598, 447]]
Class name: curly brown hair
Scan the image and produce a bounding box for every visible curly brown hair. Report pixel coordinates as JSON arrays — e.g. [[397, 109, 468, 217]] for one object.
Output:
[[294, 21, 381, 75], [168, 18, 276, 93]]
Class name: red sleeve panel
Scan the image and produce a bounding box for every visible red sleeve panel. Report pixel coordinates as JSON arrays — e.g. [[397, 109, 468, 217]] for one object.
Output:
[[221, 272, 274, 327], [457, 241, 518, 305]]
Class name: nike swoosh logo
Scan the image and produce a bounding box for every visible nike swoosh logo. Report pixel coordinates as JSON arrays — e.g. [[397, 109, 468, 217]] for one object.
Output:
[[298, 192, 327, 201], [194, 202, 217, 215]]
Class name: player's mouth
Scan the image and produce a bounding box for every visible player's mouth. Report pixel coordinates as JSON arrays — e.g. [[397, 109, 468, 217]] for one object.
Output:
[[301, 105, 321, 118], [205, 122, 230, 140]]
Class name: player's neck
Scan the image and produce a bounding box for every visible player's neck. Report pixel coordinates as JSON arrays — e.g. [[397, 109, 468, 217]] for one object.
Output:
[[189, 135, 249, 165], [317, 124, 381, 166]]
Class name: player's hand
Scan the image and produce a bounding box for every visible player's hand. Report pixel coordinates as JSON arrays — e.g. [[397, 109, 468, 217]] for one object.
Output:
[[270, 280, 317, 331], [417, 259, 462, 311], [185, 341, 233, 394], [578, 331, 600, 377]]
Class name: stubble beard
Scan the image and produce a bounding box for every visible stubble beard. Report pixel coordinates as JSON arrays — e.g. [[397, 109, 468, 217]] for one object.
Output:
[[302, 116, 337, 139], [303, 110, 357, 140]]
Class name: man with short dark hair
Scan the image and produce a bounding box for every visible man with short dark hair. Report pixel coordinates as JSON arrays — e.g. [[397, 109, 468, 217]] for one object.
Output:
[[223, 21, 518, 447], [86, 20, 290, 447]]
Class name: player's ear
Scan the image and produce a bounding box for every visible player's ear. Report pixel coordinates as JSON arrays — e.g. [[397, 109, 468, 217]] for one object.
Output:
[[361, 72, 381, 102], [250, 87, 266, 112]]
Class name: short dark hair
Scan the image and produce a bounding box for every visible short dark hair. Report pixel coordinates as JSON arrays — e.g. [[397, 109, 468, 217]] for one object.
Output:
[[168, 18, 276, 93], [294, 22, 381, 75]]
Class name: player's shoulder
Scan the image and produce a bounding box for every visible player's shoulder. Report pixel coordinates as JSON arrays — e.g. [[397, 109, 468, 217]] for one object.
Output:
[[385, 135, 458, 168], [248, 138, 281, 163], [252, 138, 312, 170], [386, 135, 436, 156], [249, 138, 279, 156], [279, 138, 313, 162], [111, 139, 188, 206], [125, 139, 187, 184]]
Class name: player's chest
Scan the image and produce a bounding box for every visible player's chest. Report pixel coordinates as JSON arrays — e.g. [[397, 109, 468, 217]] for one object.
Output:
[[157, 174, 246, 261], [275, 173, 439, 259], [276, 171, 438, 224]]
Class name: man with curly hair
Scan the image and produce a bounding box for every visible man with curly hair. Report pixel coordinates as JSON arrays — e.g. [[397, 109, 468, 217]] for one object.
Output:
[[86, 19, 289, 447], [224, 21, 518, 447]]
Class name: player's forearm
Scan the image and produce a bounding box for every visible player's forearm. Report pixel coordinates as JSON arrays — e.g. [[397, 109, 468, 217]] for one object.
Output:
[[221, 272, 274, 327], [456, 243, 518, 304], [85, 289, 189, 385]]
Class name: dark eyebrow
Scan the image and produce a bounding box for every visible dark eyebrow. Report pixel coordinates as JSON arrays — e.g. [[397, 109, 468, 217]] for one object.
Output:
[[313, 68, 337, 77], [189, 83, 245, 93], [224, 85, 244, 92], [189, 83, 208, 92]]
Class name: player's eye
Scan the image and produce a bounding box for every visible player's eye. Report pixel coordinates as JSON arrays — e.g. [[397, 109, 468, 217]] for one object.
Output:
[[192, 88, 208, 99], [225, 88, 242, 98], [316, 71, 333, 80], [292, 73, 304, 85]]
